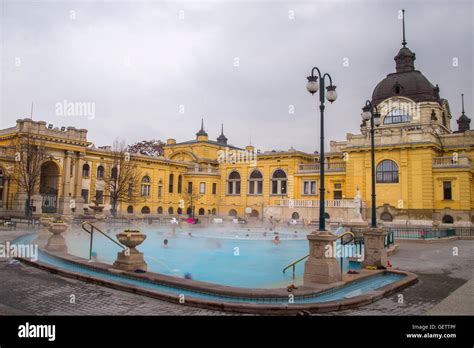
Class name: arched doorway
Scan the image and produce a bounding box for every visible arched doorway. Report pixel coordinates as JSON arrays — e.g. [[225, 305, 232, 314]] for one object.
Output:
[[40, 161, 60, 213], [442, 215, 454, 224], [229, 209, 237, 217]]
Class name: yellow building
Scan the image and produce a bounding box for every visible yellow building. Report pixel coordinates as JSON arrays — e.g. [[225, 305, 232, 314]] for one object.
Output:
[[0, 35, 472, 226]]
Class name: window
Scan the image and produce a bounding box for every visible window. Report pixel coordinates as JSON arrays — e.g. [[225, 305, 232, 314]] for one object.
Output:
[[442, 215, 454, 224], [211, 208, 216, 215], [95, 190, 104, 204], [168, 207, 174, 215], [158, 186, 162, 198], [443, 181, 452, 200], [198, 208, 205, 215], [111, 167, 118, 180], [334, 183, 342, 199], [291, 212, 300, 220], [97, 165, 105, 179], [302, 180, 317, 195], [127, 205, 133, 214], [248, 170, 263, 195], [128, 182, 133, 197], [188, 182, 193, 193], [376, 160, 399, 183], [82, 163, 90, 177], [227, 171, 241, 195], [169, 174, 174, 193], [70, 161, 74, 177], [199, 182, 206, 194], [81, 189, 89, 203], [271, 169, 287, 195], [212, 183, 217, 195], [383, 108, 411, 125], [177, 207, 182, 215], [141, 176, 151, 197], [157, 206, 163, 214], [229, 209, 237, 217], [186, 207, 192, 215], [178, 175, 182, 193], [141, 206, 150, 214]]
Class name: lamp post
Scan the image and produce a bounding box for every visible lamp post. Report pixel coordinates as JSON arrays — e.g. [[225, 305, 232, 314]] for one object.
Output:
[[306, 67, 337, 231], [361, 100, 381, 228]]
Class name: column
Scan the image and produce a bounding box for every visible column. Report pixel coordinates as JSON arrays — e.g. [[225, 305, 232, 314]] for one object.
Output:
[[362, 227, 388, 267]]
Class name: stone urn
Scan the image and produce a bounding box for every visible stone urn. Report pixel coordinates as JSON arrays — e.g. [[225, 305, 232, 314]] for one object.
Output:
[[113, 230, 147, 272], [45, 222, 69, 253], [39, 216, 54, 228]]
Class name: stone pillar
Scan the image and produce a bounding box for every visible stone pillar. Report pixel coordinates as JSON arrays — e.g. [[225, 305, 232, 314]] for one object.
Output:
[[303, 230, 342, 285], [73, 153, 85, 214], [362, 227, 387, 267], [59, 151, 74, 214]]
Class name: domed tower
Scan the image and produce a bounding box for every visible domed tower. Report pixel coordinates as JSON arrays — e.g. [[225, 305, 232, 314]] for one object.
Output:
[[367, 10, 452, 133], [196, 118, 209, 141], [216, 124, 228, 145], [456, 94, 471, 132]]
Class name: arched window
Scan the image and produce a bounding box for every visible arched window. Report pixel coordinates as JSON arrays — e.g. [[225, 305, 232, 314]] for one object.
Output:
[[291, 212, 300, 220], [177, 175, 182, 194], [376, 160, 399, 183], [383, 108, 411, 125], [169, 174, 174, 193], [248, 169, 263, 195], [127, 205, 133, 214], [111, 167, 118, 180], [186, 207, 192, 215], [442, 215, 454, 224], [211, 208, 217, 215], [271, 169, 287, 195], [97, 165, 105, 179], [250, 209, 259, 217], [229, 209, 237, 217], [141, 206, 150, 214], [177, 207, 182, 215], [227, 171, 241, 195], [141, 176, 151, 197], [198, 208, 205, 216], [82, 163, 90, 177], [157, 206, 163, 214], [168, 207, 174, 215]]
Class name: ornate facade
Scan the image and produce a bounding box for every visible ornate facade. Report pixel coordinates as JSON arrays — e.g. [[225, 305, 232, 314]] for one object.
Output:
[[0, 33, 472, 225]]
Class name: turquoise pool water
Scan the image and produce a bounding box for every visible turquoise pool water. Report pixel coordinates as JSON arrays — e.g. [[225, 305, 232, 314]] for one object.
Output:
[[59, 225, 361, 288], [13, 233, 401, 305]]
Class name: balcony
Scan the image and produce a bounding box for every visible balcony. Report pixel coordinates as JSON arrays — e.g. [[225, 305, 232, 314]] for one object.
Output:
[[186, 166, 220, 175], [298, 162, 346, 173], [432, 156, 472, 169], [279, 199, 362, 208]]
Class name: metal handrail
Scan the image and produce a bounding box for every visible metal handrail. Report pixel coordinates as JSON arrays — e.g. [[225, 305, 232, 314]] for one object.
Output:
[[81, 221, 124, 260], [282, 231, 356, 278]]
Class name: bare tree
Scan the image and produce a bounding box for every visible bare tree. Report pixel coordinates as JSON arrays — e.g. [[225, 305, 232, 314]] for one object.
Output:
[[128, 139, 165, 157], [4, 130, 49, 218], [104, 139, 143, 217], [179, 188, 203, 219]]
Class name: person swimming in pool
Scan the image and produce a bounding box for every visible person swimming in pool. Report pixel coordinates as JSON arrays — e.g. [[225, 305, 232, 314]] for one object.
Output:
[[163, 239, 169, 247], [273, 235, 281, 244]]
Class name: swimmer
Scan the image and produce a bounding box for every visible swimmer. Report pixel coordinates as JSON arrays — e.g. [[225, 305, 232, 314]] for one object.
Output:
[[188, 232, 192, 237], [163, 239, 169, 247], [184, 272, 193, 280], [273, 235, 281, 244]]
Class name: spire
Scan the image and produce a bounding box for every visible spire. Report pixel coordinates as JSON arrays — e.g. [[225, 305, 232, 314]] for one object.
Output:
[[401, 9, 407, 47], [457, 93, 471, 132], [216, 123, 228, 145], [196, 118, 208, 138]]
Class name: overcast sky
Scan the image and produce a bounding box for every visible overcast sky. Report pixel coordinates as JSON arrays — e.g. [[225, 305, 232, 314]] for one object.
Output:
[[1, 0, 472, 153]]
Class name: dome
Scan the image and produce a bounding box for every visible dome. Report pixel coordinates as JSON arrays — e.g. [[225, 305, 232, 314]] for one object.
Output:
[[371, 46, 440, 106]]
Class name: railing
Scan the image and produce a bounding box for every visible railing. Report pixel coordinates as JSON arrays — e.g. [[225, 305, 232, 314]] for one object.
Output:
[[387, 227, 456, 240], [432, 156, 472, 169], [282, 231, 355, 278], [81, 221, 124, 260], [186, 166, 219, 175], [279, 199, 361, 208], [298, 162, 346, 173]]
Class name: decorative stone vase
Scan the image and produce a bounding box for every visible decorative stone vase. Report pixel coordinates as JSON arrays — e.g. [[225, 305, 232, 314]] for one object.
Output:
[[113, 230, 147, 272], [45, 222, 69, 253], [362, 227, 387, 267]]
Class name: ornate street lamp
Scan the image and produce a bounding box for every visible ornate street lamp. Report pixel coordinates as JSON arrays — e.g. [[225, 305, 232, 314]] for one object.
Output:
[[361, 100, 381, 228], [306, 67, 337, 231]]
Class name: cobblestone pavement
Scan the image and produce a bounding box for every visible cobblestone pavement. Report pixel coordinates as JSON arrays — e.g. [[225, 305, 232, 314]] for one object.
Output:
[[0, 229, 472, 315]]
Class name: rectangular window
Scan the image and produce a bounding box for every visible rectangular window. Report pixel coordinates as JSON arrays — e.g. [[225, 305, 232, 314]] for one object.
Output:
[[81, 189, 89, 203], [95, 190, 104, 204], [212, 183, 217, 195], [188, 182, 193, 193], [303, 180, 317, 195], [443, 181, 452, 200], [249, 181, 255, 194], [334, 183, 342, 189], [158, 186, 162, 198], [199, 182, 206, 194], [235, 181, 241, 194]]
